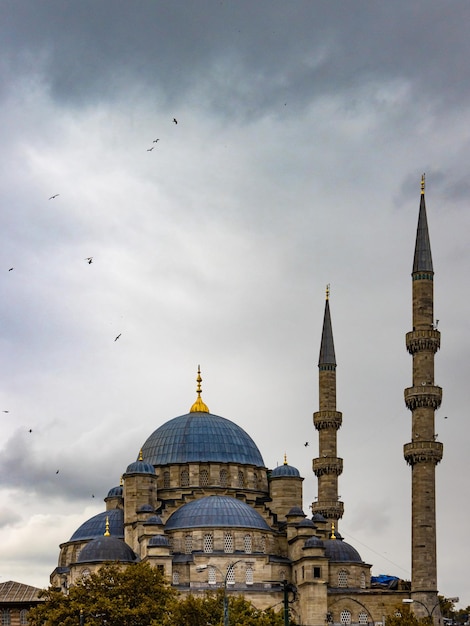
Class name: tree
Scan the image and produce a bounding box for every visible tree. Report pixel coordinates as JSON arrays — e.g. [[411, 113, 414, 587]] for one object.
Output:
[[28, 562, 177, 626], [385, 604, 431, 626]]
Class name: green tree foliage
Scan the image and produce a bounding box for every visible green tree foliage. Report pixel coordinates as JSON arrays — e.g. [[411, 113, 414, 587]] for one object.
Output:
[[385, 604, 431, 626], [28, 562, 177, 626]]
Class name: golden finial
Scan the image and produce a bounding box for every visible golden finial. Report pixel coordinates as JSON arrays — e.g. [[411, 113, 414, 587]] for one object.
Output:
[[326, 284, 330, 301], [330, 522, 336, 539], [138, 449, 143, 461], [189, 365, 209, 413], [120, 475, 123, 486], [421, 173, 425, 195], [283, 453, 288, 465], [104, 516, 110, 537]]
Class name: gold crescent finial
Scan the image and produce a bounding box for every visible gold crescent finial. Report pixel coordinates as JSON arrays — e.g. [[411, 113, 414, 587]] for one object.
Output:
[[190, 365, 209, 413], [330, 522, 336, 539], [284, 452, 288, 465], [138, 449, 143, 461], [421, 173, 425, 195], [104, 516, 110, 537], [326, 284, 330, 301]]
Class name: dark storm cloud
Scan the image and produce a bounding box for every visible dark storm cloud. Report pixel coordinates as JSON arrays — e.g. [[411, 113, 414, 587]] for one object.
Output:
[[2, 1, 470, 115]]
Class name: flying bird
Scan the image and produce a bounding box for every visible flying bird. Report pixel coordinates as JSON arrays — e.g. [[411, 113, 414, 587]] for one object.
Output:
[[304, 442, 309, 447], [8, 268, 13, 271], [3, 410, 9, 413], [147, 146, 154, 151], [28, 429, 32, 433], [56, 470, 60, 474], [49, 194, 60, 199], [114, 333, 121, 342], [85, 257, 93, 264], [173, 118, 178, 124], [153, 139, 160, 143]]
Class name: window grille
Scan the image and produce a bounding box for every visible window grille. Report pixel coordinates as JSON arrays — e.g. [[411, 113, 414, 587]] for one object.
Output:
[[237, 470, 245, 487], [180, 468, 189, 487], [203, 533, 213, 553], [19, 610, 28, 626], [163, 471, 170, 488], [245, 565, 254, 585], [172, 570, 180, 584], [358, 611, 368, 624], [1, 610, 10, 626], [208, 565, 217, 585], [244, 534, 252, 553], [360, 571, 366, 589], [185, 534, 193, 554], [338, 569, 348, 587], [200, 469, 209, 486], [340, 609, 351, 624], [220, 469, 228, 487], [226, 564, 235, 585], [224, 533, 233, 553], [259, 535, 266, 553]]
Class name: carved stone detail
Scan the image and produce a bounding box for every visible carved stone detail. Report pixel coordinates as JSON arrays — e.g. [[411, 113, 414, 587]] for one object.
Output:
[[406, 329, 440, 355], [313, 410, 342, 431], [312, 457, 343, 477], [404, 386, 442, 410], [403, 441, 443, 466]]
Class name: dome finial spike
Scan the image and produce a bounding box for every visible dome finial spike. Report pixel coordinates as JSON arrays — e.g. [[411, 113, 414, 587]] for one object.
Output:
[[326, 284, 330, 301], [330, 522, 336, 539], [190, 365, 209, 413], [138, 449, 143, 461], [104, 516, 110, 537], [421, 173, 425, 195], [284, 452, 288, 465]]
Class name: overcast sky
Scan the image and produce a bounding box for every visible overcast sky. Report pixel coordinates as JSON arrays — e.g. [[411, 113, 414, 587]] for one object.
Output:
[[0, 0, 469, 608]]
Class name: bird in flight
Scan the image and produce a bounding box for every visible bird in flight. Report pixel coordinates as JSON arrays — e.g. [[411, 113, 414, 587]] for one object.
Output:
[[304, 442, 309, 447], [3, 410, 9, 413], [28, 429, 32, 433], [147, 146, 154, 151], [173, 118, 178, 124], [114, 333, 121, 342], [85, 257, 93, 264], [49, 194, 60, 200], [56, 470, 60, 474], [8, 268, 13, 271], [153, 139, 160, 143]]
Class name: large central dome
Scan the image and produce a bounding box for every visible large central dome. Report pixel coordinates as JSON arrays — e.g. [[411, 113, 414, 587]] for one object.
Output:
[[141, 411, 265, 466]]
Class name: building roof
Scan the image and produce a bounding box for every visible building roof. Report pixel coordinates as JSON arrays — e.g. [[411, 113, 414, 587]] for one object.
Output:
[[0, 581, 43, 603], [76, 536, 138, 564], [323, 538, 363, 562], [271, 463, 300, 477], [141, 412, 265, 466], [165, 495, 271, 531], [69, 508, 124, 541]]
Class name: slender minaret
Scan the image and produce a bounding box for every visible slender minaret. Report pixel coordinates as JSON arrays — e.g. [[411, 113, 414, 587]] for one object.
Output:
[[404, 175, 443, 620], [312, 286, 344, 529]]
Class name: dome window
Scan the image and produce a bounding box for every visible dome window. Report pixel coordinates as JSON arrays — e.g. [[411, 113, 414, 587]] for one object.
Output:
[[163, 471, 170, 488], [185, 534, 193, 554], [245, 565, 253, 585], [172, 570, 180, 585], [224, 532, 233, 553], [208, 565, 217, 585], [338, 569, 348, 588], [203, 533, 213, 553], [244, 534, 252, 554], [237, 470, 245, 488], [180, 468, 189, 487], [360, 572, 366, 589], [226, 564, 235, 585], [340, 610, 351, 624], [220, 469, 228, 487], [200, 469, 209, 487]]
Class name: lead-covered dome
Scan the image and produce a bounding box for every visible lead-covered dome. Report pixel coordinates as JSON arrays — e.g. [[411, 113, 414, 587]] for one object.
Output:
[[323, 538, 363, 562], [77, 536, 138, 564], [141, 412, 264, 466], [70, 509, 124, 541], [165, 495, 271, 530]]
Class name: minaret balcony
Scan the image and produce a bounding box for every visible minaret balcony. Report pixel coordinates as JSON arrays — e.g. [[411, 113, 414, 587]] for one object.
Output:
[[313, 410, 342, 431], [311, 500, 344, 520], [404, 385, 442, 410], [403, 441, 443, 466], [313, 457, 343, 477], [406, 329, 440, 355]]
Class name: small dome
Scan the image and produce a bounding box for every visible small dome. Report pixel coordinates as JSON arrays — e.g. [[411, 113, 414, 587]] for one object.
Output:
[[298, 518, 315, 528], [287, 506, 305, 517], [106, 485, 123, 498], [125, 458, 155, 475], [77, 536, 138, 564], [144, 515, 163, 525], [165, 495, 271, 531], [324, 538, 363, 562], [148, 535, 170, 547], [70, 509, 124, 541], [304, 536, 324, 548], [312, 512, 327, 523], [271, 463, 300, 477], [141, 413, 264, 466], [137, 504, 154, 513]]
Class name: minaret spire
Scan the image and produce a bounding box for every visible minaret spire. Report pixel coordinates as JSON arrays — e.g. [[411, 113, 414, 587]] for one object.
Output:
[[404, 177, 442, 622], [312, 286, 343, 529]]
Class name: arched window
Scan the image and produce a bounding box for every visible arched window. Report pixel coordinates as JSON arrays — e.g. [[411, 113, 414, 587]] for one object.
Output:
[[163, 471, 170, 488], [259, 535, 266, 553], [226, 564, 235, 585], [180, 468, 189, 487], [220, 469, 228, 487], [340, 609, 351, 624], [338, 569, 348, 587], [224, 532, 233, 553], [203, 533, 213, 553], [237, 470, 245, 487], [19, 610, 28, 626], [253, 473, 258, 489], [245, 564, 254, 585], [208, 565, 217, 585], [1, 610, 10, 626], [360, 571, 366, 589], [244, 534, 252, 553], [172, 570, 180, 584], [358, 611, 368, 624], [200, 469, 209, 486], [185, 533, 193, 554]]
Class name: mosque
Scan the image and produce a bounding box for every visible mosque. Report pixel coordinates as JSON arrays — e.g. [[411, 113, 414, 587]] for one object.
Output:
[[50, 178, 442, 626]]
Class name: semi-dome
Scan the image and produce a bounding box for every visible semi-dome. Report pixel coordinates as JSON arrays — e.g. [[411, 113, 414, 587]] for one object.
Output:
[[323, 538, 363, 562], [125, 454, 155, 475], [148, 535, 170, 547], [141, 412, 264, 466], [165, 495, 271, 531], [77, 536, 138, 564], [70, 509, 124, 541], [144, 515, 163, 525], [304, 536, 324, 548], [106, 485, 123, 498]]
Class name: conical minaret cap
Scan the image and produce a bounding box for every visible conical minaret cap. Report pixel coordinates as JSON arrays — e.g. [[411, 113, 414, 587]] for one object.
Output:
[[412, 174, 433, 273], [318, 285, 336, 366]]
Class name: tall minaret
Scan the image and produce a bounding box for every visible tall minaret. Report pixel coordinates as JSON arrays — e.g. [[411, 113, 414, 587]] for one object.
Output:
[[404, 175, 443, 619], [312, 286, 344, 530]]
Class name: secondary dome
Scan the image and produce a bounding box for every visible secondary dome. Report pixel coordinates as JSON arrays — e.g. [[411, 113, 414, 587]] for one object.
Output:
[[323, 538, 363, 562], [70, 509, 124, 541], [165, 495, 271, 531], [141, 412, 264, 466], [77, 536, 138, 564]]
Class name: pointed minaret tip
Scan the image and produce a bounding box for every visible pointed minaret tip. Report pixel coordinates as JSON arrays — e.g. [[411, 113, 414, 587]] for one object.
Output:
[[190, 365, 210, 413], [421, 172, 425, 195], [318, 286, 336, 368], [283, 452, 288, 465], [326, 283, 330, 301]]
